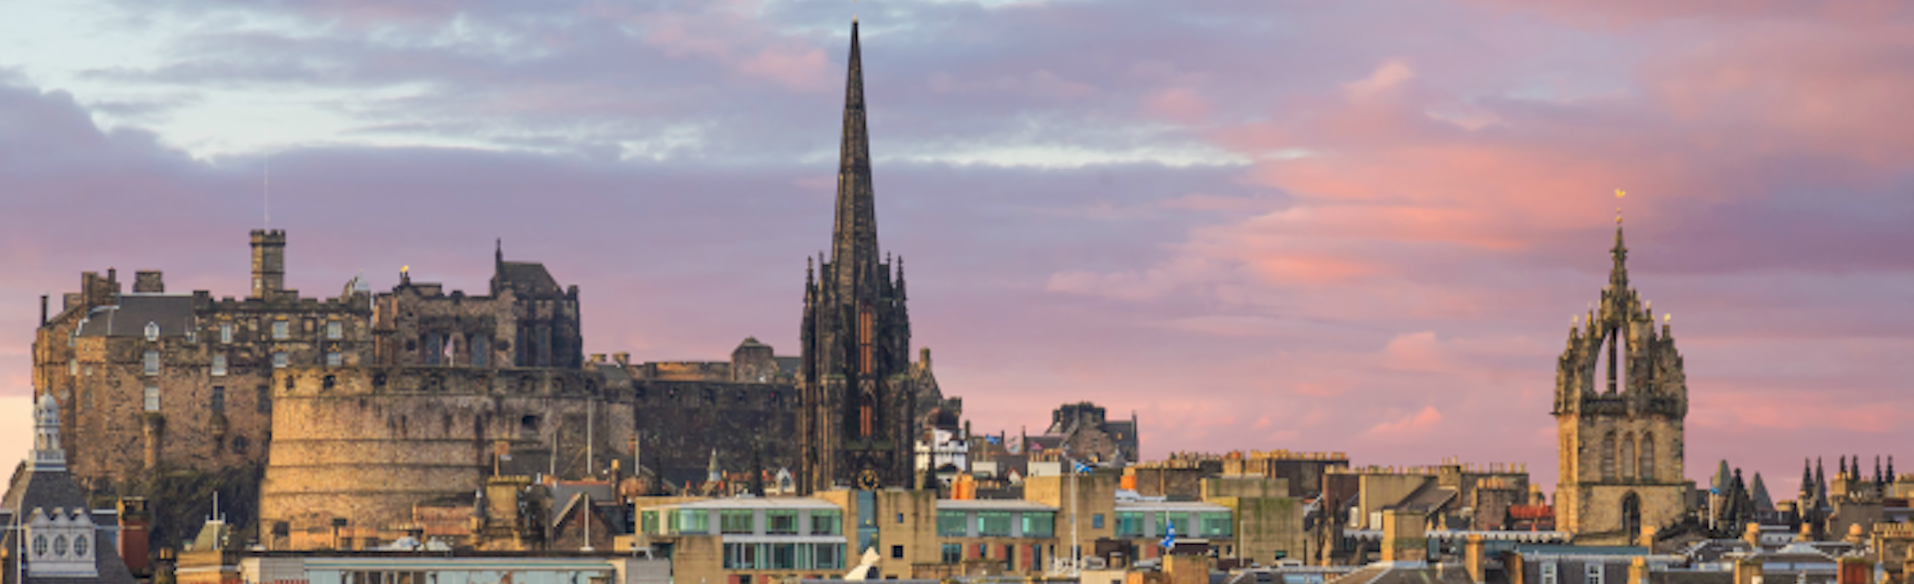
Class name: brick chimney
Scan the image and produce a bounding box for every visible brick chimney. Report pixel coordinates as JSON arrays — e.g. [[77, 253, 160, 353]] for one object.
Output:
[[118, 497, 152, 574]]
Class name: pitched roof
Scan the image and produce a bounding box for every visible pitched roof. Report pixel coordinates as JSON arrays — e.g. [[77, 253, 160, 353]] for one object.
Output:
[[73, 295, 197, 338], [496, 261, 562, 296]]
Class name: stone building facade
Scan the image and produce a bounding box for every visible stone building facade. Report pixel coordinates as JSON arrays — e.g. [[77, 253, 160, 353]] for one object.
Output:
[[257, 365, 636, 550], [1552, 220, 1690, 544], [30, 229, 814, 550], [796, 20, 945, 495], [372, 242, 583, 369], [30, 230, 375, 488]]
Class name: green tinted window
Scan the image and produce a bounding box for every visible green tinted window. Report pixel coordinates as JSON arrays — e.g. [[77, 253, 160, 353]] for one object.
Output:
[[937, 510, 968, 537]]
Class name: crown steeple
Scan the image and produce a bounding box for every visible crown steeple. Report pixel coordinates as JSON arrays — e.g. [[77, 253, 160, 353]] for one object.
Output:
[[830, 20, 878, 291]]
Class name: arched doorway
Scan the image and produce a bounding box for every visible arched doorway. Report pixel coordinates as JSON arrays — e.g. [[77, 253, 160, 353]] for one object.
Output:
[[1621, 492, 1642, 542]]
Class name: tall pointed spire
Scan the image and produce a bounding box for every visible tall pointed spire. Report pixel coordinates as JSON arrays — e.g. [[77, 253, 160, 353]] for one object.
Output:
[[1610, 213, 1629, 289], [831, 20, 879, 290]]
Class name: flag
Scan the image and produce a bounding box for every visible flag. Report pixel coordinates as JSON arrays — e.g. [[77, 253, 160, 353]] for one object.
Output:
[[1074, 461, 1092, 474], [986, 435, 1001, 446], [1161, 522, 1176, 551]]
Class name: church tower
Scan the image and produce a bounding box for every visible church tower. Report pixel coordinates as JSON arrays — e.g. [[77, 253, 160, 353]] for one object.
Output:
[[797, 20, 926, 495], [1552, 217, 1690, 544]]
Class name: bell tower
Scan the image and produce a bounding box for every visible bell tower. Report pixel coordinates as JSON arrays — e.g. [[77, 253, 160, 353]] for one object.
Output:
[[1552, 216, 1691, 544]]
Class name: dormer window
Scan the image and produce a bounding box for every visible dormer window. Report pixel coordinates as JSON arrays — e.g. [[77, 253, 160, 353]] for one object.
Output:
[[72, 533, 88, 558], [144, 322, 160, 341], [33, 534, 47, 557]]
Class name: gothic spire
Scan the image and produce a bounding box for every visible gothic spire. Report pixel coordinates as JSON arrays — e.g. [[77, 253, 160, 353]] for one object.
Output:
[[830, 20, 879, 290], [1610, 214, 1629, 289]]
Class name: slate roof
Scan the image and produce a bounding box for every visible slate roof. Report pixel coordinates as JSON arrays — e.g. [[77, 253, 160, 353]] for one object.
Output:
[[1, 465, 139, 584], [497, 261, 562, 296], [73, 295, 197, 338]]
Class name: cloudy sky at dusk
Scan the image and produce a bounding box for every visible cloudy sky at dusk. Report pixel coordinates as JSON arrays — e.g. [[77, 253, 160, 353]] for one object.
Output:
[[2, 0, 1911, 493]]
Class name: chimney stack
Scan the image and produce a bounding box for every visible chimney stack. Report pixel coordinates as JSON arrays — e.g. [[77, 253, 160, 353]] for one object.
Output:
[[133, 270, 165, 293]]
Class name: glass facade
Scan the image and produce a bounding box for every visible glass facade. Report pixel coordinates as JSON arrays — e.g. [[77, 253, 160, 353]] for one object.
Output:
[[941, 543, 962, 564], [724, 543, 845, 570], [1021, 512, 1055, 537], [1116, 512, 1145, 537], [937, 511, 967, 537], [811, 510, 842, 535], [977, 511, 1012, 537], [765, 510, 798, 534], [1200, 512, 1232, 537], [677, 509, 709, 534], [1165, 513, 1191, 538], [721, 510, 754, 534]]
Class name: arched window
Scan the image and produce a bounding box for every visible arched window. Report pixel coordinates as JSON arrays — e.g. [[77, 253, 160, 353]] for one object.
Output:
[[1600, 432, 1617, 481], [1621, 433, 1637, 480], [859, 392, 875, 437], [1621, 492, 1643, 540], [859, 305, 874, 375], [1639, 433, 1656, 481]]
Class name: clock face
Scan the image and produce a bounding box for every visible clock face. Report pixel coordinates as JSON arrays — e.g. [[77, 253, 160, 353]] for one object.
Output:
[[858, 469, 882, 490]]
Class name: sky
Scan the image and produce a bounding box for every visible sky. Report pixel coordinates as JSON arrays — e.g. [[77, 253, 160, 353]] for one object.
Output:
[[1, 0, 1911, 494]]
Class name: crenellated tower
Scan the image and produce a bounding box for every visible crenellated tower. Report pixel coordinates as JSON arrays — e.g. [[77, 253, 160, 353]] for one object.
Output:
[[1552, 216, 1690, 544]]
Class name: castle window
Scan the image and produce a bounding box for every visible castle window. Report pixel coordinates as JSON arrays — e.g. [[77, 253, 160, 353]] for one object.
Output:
[[327, 352, 342, 367], [144, 386, 160, 412], [1639, 433, 1656, 481], [211, 385, 225, 412], [327, 321, 343, 340], [272, 320, 289, 340], [471, 336, 488, 367], [1600, 432, 1617, 481], [1540, 562, 1558, 584], [220, 323, 233, 344], [144, 350, 161, 375], [1621, 434, 1637, 480], [145, 321, 160, 341], [425, 333, 442, 365], [212, 354, 228, 376], [273, 352, 288, 368], [1586, 563, 1605, 584]]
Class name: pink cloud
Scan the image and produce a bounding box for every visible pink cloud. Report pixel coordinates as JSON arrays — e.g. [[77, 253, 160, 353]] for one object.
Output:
[[1145, 87, 1211, 124], [1365, 406, 1444, 438]]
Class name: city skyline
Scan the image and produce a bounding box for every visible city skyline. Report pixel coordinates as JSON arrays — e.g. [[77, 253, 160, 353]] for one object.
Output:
[[2, 0, 1911, 492]]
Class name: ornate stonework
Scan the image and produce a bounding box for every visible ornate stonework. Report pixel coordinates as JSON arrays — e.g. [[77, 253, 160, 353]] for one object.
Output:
[[796, 20, 943, 494], [1552, 221, 1690, 544]]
